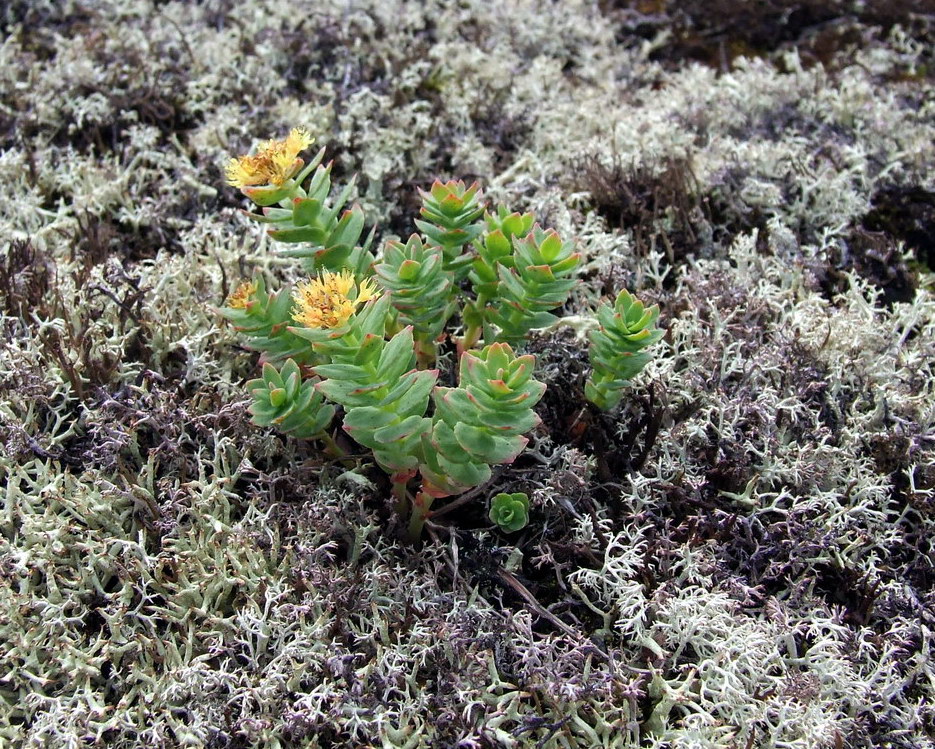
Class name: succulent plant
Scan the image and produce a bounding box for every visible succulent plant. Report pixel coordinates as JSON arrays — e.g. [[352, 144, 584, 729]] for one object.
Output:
[[221, 134, 660, 541], [585, 289, 664, 410], [229, 132, 374, 275], [251, 164, 374, 275], [374, 234, 455, 349], [290, 293, 438, 478], [462, 206, 538, 348], [485, 226, 581, 344], [489, 492, 530, 532], [415, 179, 485, 278], [317, 329, 438, 478], [246, 359, 335, 439], [422, 343, 545, 497], [469, 206, 535, 301]]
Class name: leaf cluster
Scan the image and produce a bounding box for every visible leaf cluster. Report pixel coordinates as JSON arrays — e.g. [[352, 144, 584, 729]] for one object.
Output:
[[247, 359, 335, 440], [218, 139, 662, 540], [585, 290, 664, 410]]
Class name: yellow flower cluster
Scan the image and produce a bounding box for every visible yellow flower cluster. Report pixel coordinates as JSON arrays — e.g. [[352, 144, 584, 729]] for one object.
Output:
[[225, 128, 313, 188], [291, 270, 380, 329], [226, 279, 258, 309]]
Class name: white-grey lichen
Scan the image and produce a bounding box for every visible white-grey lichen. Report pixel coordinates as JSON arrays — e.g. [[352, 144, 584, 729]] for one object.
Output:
[[1, 0, 933, 746]]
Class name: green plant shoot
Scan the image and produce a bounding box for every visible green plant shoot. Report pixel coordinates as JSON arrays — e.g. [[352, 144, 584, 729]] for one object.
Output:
[[219, 129, 661, 541], [489, 492, 530, 532]]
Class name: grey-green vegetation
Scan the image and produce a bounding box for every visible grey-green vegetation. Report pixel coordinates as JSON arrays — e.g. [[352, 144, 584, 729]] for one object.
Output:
[[1, 1, 933, 747]]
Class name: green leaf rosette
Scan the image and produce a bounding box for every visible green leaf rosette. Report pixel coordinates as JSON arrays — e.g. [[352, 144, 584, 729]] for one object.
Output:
[[485, 226, 581, 344], [246, 359, 335, 439], [585, 289, 664, 411], [422, 343, 545, 496], [489, 492, 530, 532]]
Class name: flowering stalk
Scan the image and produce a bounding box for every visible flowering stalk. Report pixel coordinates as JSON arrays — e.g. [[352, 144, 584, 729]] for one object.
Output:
[[228, 129, 374, 275], [217, 276, 320, 366], [225, 127, 318, 204], [286, 276, 437, 493]]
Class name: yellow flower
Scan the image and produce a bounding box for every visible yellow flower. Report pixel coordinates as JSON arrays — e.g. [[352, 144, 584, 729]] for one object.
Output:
[[292, 270, 381, 329], [226, 280, 258, 309], [225, 128, 313, 188]]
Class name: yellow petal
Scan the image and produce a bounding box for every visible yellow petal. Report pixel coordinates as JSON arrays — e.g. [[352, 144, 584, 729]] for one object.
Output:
[[226, 128, 313, 188], [226, 280, 258, 309], [355, 277, 380, 304]]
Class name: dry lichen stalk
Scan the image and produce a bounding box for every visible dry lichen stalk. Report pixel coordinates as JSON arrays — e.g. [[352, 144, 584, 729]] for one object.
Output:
[[0, 1, 933, 747]]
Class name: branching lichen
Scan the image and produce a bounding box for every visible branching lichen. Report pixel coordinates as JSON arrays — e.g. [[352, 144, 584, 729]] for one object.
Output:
[[1, 0, 933, 746]]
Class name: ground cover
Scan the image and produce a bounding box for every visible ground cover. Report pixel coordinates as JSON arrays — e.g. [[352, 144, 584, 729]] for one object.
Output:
[[1, 1, 933, 746]]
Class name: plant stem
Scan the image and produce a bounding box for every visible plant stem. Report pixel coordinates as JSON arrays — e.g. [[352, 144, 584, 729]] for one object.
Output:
[[461, 293, 489, 352], [414, 337, 436, 369], [461, 323, 482, 352], [501, 305, 530, 342], [406, 491, 435, 543], [392, 477, 411, 518], [318, 431, 356, 468], [428, 481, 489, 518]]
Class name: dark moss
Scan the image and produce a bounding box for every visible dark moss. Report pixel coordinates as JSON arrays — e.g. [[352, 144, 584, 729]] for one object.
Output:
[[846, 228, 917, 305], [778, 343, 846, 441], [805, 185, 935, 305], [471, 104, 532, 172], [1, 6, 202, 156], [603, 0, 849, 70], [601, 0, 933, 74], [0, 239, 53, 319], [862, 185, 935, 272], [577, 154, 710, 261], [811, 562, 882, 626]]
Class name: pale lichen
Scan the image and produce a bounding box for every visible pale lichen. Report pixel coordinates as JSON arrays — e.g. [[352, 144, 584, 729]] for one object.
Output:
[[0, 1, 933, 747]]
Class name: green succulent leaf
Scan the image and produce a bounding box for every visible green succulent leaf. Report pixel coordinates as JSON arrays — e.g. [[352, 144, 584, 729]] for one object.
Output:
[[586, 289, 664, 411], [489, 492, 530, 532], [241, 182, 296, 206], [246, 358, 335, 439]]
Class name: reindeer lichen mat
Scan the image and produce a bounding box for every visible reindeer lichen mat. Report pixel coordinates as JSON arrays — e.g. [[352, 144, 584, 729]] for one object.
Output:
[[218, 129, 662, 542]]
